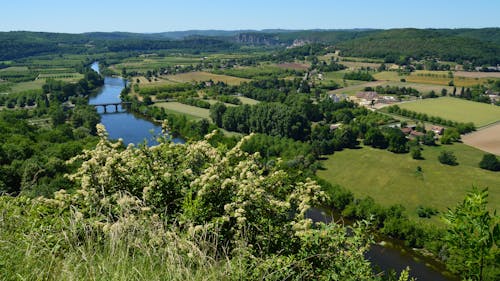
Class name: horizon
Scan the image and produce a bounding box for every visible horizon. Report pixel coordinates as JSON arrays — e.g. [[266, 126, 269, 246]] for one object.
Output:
[[3, 27, 500, 35], [2, 0, 499, 33]]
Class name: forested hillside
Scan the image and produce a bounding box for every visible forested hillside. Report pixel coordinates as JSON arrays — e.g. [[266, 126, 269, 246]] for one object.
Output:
[[2, 28, 499, 65], [336, 28, 500, 65]]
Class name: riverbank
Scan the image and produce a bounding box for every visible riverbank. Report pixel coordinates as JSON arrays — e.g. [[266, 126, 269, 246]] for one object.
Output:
[[308, 207, 458, 281]]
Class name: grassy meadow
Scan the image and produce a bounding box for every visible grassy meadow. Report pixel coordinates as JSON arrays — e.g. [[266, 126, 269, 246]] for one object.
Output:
[[154, 102, 210, 120], [397, 97, 500, 127], [317, 143, 500, 223]]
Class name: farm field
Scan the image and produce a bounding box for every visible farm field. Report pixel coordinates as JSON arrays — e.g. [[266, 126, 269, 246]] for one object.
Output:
[[213, 65, 300, 79], [327, 80, 386, 96], [397, 97, 500, 127], [321, 70, 370, 88], [317, 144, 500, 223], [133, 76, 178, 86], [238, 96, 259, 105], [9, 80, 45, 93], [154, 102, 210, 120], [407, 71, 490, 87], [455, 71, 500, 78], [37, 72, 84, 82], [340, 61, 381, 70], [275, 62, 309, 70], [111, 56, 202, 72], [462, 123, 500, 155], [165, 71, 249, 85], [0, 66, 29, 72], [384, 81, 454, 94], [373, 71, 405, 81]]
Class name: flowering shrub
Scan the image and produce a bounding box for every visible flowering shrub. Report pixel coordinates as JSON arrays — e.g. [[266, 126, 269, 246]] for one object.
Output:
[[0, 123, 385, 280]]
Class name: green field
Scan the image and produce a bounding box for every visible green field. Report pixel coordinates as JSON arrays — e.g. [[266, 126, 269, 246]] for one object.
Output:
[[238, 96, 259, 105], [373, 71, 406, 81], [321, 70, 369, 88], [397, 97, 500, 127], [154, 102, 210, 120], [166, 71, 249, 85], [9, 80, 45, 93], [317, 144, 500, 223]]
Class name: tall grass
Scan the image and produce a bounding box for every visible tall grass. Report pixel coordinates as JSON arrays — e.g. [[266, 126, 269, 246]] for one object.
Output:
[[0, 197, 247, 281]]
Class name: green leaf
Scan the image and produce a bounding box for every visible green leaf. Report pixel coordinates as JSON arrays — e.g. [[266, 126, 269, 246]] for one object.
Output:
[[493, 223, 500, 246]]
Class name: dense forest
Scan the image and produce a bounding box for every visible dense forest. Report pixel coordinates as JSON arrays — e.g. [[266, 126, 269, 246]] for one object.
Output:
[[2, 28, 500, 65]]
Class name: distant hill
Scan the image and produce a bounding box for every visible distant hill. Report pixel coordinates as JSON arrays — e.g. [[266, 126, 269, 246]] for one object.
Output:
[[336, 28, 500, 65], [0, 28, 499, 65]]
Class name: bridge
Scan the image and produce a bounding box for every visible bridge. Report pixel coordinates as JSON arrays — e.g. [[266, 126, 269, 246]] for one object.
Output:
[[92, 102, 132, 113]]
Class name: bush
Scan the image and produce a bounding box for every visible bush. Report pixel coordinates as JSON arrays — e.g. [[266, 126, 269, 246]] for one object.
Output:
[[438, 150, 458, 166], [411, 147, 423, 159], [417, 205, 439, 218], [479, 154, 500, 171]]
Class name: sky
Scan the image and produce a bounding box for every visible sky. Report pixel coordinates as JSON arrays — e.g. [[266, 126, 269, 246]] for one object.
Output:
[[1, 0, 499, 33]]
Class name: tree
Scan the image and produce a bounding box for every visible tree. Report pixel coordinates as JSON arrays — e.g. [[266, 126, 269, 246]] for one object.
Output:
[[411, 146, 423, 160], [209, 102, 227, 127], [385, 128, 408, 153], [441, 88, 448, 96], [438, 150, 458, 165], [422, 131, 436, 146], [441, 128, 460, 144], [50, 106, 66, 126], [479, 154, 500, 171], [444, 187, 500, 280], [363, 127, 388, 149]]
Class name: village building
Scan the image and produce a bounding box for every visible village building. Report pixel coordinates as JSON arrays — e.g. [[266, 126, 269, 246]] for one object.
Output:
[[431, 125, 445, 135], [328, 93, 348, 103]]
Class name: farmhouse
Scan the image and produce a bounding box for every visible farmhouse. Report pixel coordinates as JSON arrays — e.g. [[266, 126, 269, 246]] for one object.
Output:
[[401, 127, 412, 135], [431, 125, 444, 135], [410, 130, 424, 138], [328, 93, 348, 103]]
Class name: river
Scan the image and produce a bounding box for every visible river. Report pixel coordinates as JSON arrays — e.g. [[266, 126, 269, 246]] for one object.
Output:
[[89, 62, 183, 145], [88, 62, 455, 280], [308, 208, 457, 281]]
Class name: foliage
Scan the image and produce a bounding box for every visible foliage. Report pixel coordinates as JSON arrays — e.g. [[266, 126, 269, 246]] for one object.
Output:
[[0, 110, 97, 196], [438, 150, 458, 166], [178, 97, 211, 109], [0, 125, 383, 280], [443, 187, 500, 280], [363, 127, 388, 149], [479, 154, 500, 172], [214, 102, 311, 141], [384, 127, 409, 153], [410, 146, 423, 160], [416, 205, 438, 218], [440, 128, 460, 144], [344, 71, 375, 81], [337, 28, 500, 66]]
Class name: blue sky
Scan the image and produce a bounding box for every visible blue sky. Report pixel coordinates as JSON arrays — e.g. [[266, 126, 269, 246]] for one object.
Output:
[[1, 0, 499, 33]]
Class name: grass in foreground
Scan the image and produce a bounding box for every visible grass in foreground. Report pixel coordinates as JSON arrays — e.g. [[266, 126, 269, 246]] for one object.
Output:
[[317, 143, 500, 223], [397, 97, 500, 127]]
